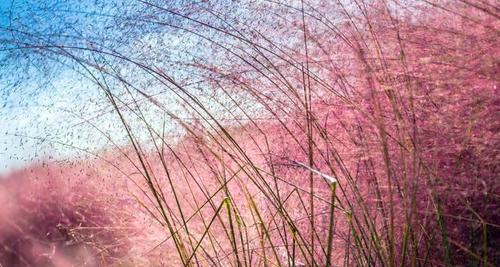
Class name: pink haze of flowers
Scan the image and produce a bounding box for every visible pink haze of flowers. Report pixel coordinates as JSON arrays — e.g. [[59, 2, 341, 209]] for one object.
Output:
[[0, 2, 498, 267]]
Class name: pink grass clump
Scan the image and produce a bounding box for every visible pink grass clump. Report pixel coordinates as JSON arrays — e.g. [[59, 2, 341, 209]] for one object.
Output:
[[0, 2, 498, 266], [0, 163, 144, 267]]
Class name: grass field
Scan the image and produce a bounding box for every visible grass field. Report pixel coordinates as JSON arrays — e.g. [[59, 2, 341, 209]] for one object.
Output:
[[0, 0, 498, 266]]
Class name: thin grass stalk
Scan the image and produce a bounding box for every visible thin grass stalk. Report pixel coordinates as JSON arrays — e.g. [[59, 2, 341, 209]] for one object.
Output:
[[325, 182, 338, 266], [185, 198, 228, 266]]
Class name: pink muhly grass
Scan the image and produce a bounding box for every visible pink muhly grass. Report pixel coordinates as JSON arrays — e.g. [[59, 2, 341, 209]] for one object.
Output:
[[0, 163, 145, 267], [0, 1, 498, 266]]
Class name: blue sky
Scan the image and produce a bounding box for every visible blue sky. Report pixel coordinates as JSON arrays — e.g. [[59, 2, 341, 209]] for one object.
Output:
[[0, 0, 267, 174], [0, 0, 124, 173], [0, 0, 193, 174], [0, 1, 11, 27]]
